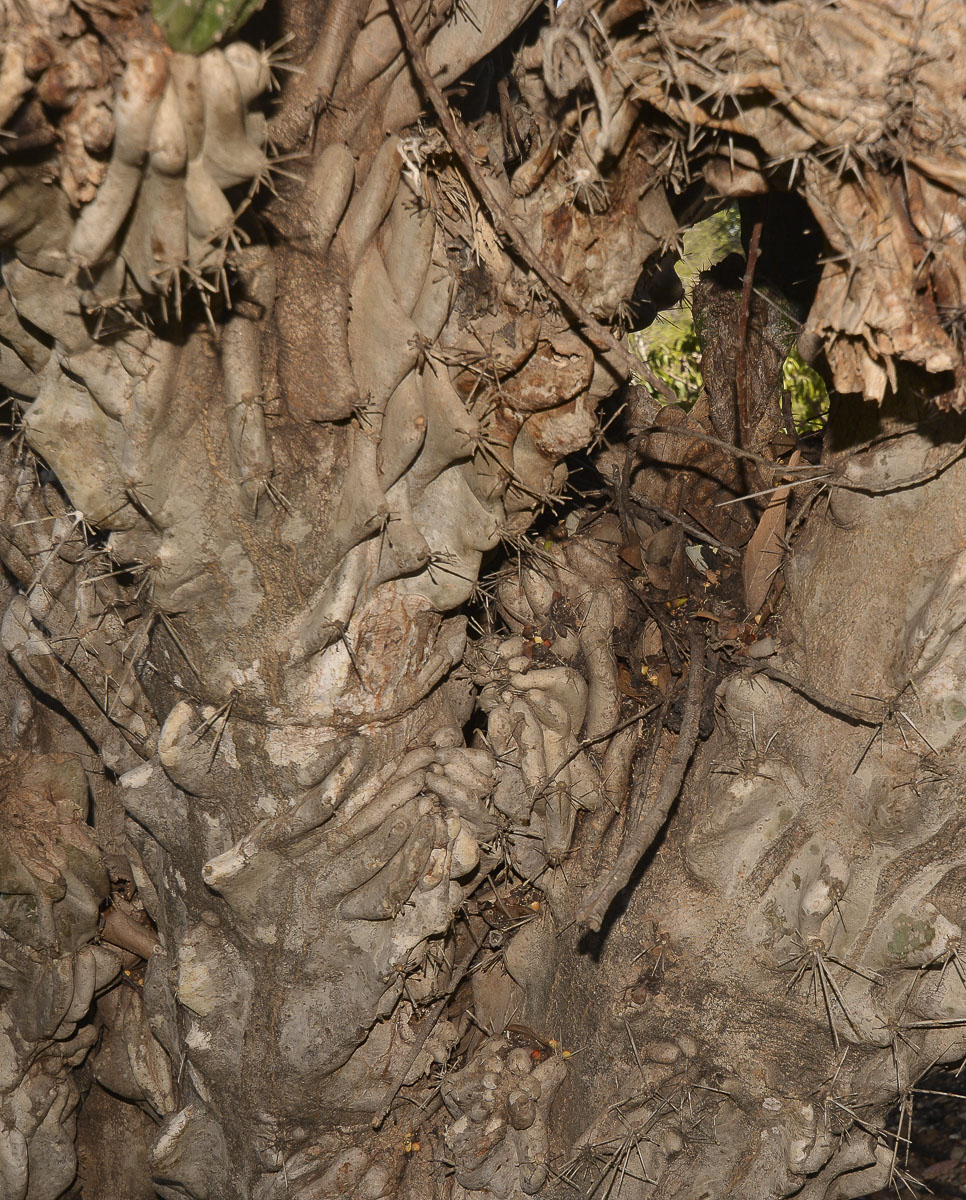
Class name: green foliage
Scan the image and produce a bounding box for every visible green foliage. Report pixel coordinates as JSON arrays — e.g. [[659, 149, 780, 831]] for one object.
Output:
[[634, 326, 828, 432], [783, 348, 828, 432], [631, 206, 828, 432], [634, 322, 828, 433], [635, 321, 703, 407], [679, 207, 742, 280], [153, 0, 267, 53]]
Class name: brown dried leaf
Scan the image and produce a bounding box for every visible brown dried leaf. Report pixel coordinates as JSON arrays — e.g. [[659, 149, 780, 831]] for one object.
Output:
[[641, 618, 663, 658], [617, 662, 646, 701], [742, 452, 801, 616], [653, 663, 672, 695], [644, 561, 670, 590]]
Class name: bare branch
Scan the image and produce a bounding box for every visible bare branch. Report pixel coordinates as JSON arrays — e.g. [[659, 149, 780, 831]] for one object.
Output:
[[387, 0, 674, 416], [577, 624, 707, 933]]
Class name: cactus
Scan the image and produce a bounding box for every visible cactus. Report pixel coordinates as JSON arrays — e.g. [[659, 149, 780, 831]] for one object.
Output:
[[2, 0, 966, 1197], [153, 0, 268, 55]]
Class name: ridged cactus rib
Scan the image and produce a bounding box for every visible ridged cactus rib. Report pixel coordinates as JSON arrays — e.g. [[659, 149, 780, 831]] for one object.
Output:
[[67, 43, 273, 310]]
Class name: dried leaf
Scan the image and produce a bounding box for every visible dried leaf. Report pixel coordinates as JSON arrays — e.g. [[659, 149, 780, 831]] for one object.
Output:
[[644, 562, 670, 589], [617, 662, 646, 701], [742, 451, 801, 616], [641, 618, 663, 658]]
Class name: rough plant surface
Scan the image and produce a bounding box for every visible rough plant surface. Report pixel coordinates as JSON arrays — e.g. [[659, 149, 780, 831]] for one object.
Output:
[[1, 0, 966, 1197]]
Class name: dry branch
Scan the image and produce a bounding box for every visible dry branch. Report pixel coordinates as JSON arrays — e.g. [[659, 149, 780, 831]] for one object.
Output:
[[577, 624, 707, 933], [387, 0, 675, 414], [735, 209, 763, 443]]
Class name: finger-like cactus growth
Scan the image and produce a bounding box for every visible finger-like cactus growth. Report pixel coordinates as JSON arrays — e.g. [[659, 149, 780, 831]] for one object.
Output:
[[525, 419, 966, 1199], [2, 0, 966, 1196], [0, 753, 124, 1200]]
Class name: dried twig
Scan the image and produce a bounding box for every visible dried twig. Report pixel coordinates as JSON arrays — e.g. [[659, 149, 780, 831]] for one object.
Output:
[[715, 472, 835, 508], [531, 699, 664, 805], [371, 936, 482, 1129], [832, 439, 966, 494], [577, 625, 707, 932], [627, 494, 740, 557], [750, 664, 882, 725], [387, 0, 675, 415], [735, 210, 763, 443], [638, 423, 966, 503], [637, 426, 824, 476]]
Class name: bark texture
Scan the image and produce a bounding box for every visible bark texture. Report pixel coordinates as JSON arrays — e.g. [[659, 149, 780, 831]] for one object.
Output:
[[0, 1, 965, 1197]]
